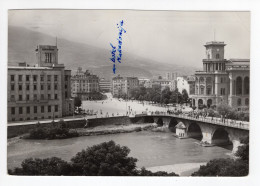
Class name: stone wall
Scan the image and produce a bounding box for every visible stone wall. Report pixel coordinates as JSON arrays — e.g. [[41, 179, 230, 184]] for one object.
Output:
[[8, 116, 155, 138]]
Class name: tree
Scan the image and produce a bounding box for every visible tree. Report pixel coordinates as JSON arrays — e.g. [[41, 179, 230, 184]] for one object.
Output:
[[71, 140, 138, 176], [182, 89, 189, 103], [236, 137, 249, 162], [192, 136, 249, 177], [8, 157, 72, 175], [191, 158, 248, 176], [74, 96, 82, 108], [216, 103, 232, 117]]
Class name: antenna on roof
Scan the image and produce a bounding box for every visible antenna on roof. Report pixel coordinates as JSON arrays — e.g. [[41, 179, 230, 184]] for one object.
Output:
[[214, 29, 216, 41]]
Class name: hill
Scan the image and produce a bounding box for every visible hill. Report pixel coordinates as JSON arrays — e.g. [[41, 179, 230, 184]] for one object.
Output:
[[8, 26, 198, 79]]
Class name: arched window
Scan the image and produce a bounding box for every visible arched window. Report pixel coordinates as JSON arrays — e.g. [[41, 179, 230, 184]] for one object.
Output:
[[236, 77, 242, 95], [244, 77, 249, 95], [237, 98, 241, 106], [216, 54, 220, 59], [200, 85, 205, 95], [199, 77, 204, 83], [245, 98, 249, 106]]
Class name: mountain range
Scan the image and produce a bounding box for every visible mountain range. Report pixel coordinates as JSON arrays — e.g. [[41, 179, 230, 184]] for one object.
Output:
[[8, 26, 199, 79]]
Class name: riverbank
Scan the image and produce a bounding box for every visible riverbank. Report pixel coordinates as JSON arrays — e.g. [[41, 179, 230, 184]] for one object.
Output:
[[7, 123, 158, 146], [146, 162, 207, 176], [75, 123, 157, 136]]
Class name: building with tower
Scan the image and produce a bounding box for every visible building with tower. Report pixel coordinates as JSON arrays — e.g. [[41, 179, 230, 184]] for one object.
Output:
[[8, 45, 74, 122], [190, 41, 249, 111]]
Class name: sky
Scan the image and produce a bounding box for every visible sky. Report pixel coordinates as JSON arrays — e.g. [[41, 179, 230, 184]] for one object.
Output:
[[8, 10, 250, 67]]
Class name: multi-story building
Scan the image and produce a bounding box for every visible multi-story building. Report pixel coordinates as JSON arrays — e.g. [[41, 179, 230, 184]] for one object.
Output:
[[112, 75, 139, 97], [190, 41, 249, 111], [8, 45, 74, 122], [71, 67, 99, 100], [166, 72, 178, 80], [99, 78, 111, 92], [177, 76, 195, 95], [152, 78, 177, 91]]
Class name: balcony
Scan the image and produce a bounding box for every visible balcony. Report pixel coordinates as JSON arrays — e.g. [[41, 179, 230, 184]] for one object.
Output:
[[195, 71, 227, 75]]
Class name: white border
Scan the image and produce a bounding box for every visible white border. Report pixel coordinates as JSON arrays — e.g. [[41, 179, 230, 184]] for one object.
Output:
[[1, 0, 260, 186]]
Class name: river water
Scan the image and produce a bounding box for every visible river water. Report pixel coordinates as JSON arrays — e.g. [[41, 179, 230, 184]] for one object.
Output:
[[7, 131, 232, 173]]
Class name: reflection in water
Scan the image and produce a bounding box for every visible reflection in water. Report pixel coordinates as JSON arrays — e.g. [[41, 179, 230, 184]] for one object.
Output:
[[7, 131, 231, 169]]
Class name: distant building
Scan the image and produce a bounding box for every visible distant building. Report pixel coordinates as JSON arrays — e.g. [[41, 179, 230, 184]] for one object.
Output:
[[71, 67, 99, 100], [166, 72, 178, 80], [190, 41, 249, 111], [177, 76, 195, 95], [112, 75, 139, 97], [138, 78, 152, 88], [152, 78, 177, 91], [8, 45, 74, 122], [99, 78, 111, 92]]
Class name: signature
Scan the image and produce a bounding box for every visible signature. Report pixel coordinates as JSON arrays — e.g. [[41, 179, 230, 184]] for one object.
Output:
[[110, 20, 126, 74]]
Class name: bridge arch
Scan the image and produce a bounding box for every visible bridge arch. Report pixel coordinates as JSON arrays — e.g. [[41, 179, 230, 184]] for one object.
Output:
[[212, 128, 232, 147], [156, 117, 163, 127], [187, 122, 202, 140], [168, 118, 178, 132]]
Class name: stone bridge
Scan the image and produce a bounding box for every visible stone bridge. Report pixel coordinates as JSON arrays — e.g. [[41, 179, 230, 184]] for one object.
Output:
[[149, 114, 249, 153]]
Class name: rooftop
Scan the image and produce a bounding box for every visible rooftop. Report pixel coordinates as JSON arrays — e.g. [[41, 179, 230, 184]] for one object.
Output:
[[204, 41, 226, 47]]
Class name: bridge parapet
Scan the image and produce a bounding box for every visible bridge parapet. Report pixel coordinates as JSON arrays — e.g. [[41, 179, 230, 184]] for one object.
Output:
[[149, 113, 249, 130]]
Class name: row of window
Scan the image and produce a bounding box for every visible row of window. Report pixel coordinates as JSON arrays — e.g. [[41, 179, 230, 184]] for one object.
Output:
[[10, 75, 59, 82], [11, 93, 59, 101], [11, 84, 59, 91], [237, 98, 249, 106], [11, 105, 59, 115], [12, 115, 59, 122]]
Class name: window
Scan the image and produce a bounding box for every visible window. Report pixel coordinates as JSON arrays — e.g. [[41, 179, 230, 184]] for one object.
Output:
[[65, 75, 68, 81], [41, 94, 44, 99], [34, 85, 37, 90], [55, 105, 58, 112], [34, 94, 37, 100], [237, 98, 242, 106], [19, 85, 22, 91], [216, 54, 220, 59], [26, 94, 30, 100], [11, 107, 15, 115], [11, 84, 15, 91], [220, 78, 223, 83], [10, 95, 15, 101], [40, 75, 44, 82], [26, 75, 30, 81], [55, 94, 58, 99], [27, 107, 30, 114], [216, 63, 218, 70], [47, 75, 51, 82], [48, 94, 51, 99], [54, 84, 58, 90], [45, 53, 52, 63], [65, 84, 67, 89], [19, 95, 22, 101], [41, 84, 44, 90], [220, 88, 226, 95], [19, 107, 23, 114], [26, 84, 30, 91], [19, 75, 23, 81], [54, 75, 58, 81], [245, 98, 249, 106], [207, 88, 211, 95], [34, 106, 37, 113], [33, 75, 37, 82], [65, 92, 68, 98], [48, 106, 51, 112], [41, 106, 44, 113], [48, 84, 51, 90], [11, 75, 15, 81]]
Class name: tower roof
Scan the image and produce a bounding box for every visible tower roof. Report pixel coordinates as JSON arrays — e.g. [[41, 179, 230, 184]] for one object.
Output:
[[204, 41, 226, 47]]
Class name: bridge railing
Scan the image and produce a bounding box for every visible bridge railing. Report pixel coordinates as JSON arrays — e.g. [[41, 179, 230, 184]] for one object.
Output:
[[150, 112, 249, 130]]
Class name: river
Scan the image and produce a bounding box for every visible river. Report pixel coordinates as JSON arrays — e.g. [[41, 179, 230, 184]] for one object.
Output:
[[7, 130, 232, 175]]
